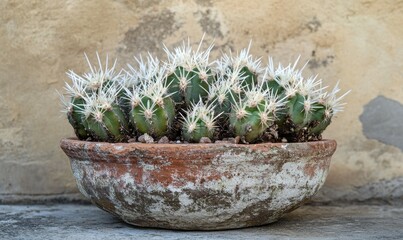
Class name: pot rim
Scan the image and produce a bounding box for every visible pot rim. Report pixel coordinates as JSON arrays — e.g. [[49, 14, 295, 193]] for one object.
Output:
[[60, 137, 336, 148], [60, 138, 337, 163]]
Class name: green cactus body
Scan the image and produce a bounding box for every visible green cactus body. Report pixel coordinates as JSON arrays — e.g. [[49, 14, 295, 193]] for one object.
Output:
[[131, 97, 175, 138], [185, 68, 213, 104], [99, 79, 114, 92], [164, 97, 176, 124], [83, 104, 129, 142], [308, 103, 325, 122], [164, 37, 214, 106], [166, 65, 214, 105], [67, 97, 89, 140], [117, 91, 137, 138], [166, 66, 185, 103], [212, 97, 231, 118], [240, 66, 258, 90], [310, 118, 331, 135], [287, 93, 307, 127], [166, 66, 213, 105], [262, 80, 288, 124], [229, 83, 279, 143], [207, 89, 234, 119], [181, 101, 218, 143], [116, 86, 129, 110], [230, 106, 267, 143], [182, 119, 213, 143], [102, 104, 129, 141], [263, 80, 284, 94], [86, 116, 110, 142], [308, 104, 330, 135], [207, 77, 239, 120]]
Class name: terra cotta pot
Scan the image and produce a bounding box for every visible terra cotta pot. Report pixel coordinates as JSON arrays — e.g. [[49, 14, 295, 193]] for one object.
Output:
[[60, 138, 336, 230]]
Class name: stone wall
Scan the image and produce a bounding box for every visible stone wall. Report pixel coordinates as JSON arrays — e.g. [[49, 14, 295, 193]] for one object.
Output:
[[1, 0, 402, 202]]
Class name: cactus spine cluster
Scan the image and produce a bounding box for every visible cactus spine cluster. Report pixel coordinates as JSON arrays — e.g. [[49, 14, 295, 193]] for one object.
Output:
[[60, 37, 349, 144]]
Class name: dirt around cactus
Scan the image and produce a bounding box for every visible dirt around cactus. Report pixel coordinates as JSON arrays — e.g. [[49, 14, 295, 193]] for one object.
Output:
[[131, 122, 323, 144], [134, 134, 244, 144]]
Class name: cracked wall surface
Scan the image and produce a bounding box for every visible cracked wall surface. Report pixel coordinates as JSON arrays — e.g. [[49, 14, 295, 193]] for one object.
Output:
[[0, 0, 402, 203]]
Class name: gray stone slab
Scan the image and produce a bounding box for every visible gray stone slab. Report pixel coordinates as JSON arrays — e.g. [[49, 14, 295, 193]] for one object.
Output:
[[1, 204, 402, 240]]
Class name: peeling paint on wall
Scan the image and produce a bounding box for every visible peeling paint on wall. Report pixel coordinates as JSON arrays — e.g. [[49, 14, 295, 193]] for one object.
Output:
[[120, 10, 180, 54], [196, 9, 224, 38], [360, 96, 403, 151]]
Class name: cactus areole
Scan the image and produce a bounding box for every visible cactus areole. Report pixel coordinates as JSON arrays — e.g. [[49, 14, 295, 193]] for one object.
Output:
[[59, 37, 348, 229], [59, 37, 349, 144]]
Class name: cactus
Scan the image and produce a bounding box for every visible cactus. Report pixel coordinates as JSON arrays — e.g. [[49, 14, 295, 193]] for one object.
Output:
[[80, 85, 130, 142], [61, 53, 130, 142], [125, 56, 175, 138], [207, 71, 242, 115], [260, 57, 350, 141], [229, 85, 285, 143], [59, 73, 89, 140], [60, 38, 349, 143], [164, 36, 215, 105], [216, 41, 262, 91], [308, 82, 351, 136], [181, 100, 221, 142]]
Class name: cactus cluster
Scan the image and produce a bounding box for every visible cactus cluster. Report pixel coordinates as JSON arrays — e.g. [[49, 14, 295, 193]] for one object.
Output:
[[60, 37, 349, 144]]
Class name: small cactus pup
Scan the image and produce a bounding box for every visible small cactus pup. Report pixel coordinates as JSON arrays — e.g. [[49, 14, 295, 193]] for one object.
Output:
[[229, 85, 286, 143], [59, 73, 89, 140], [309, 81, 351, 137], [181, 100, 221, 143], [260, 57, 350, 141], [61, 53, 127, 141], [163, 36, 215, 105], [124, 56, 175, 139]]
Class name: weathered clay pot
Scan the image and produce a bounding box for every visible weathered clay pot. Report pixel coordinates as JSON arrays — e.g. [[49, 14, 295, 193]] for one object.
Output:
[[60, 138, 336, 230]]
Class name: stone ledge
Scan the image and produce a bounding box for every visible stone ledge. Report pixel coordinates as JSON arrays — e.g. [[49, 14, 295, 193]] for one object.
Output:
[[1, 204, 402, 239], [0, 193, 87, 204]]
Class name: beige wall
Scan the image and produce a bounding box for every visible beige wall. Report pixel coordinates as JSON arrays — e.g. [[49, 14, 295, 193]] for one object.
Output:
[[1, 0, 402, 202]]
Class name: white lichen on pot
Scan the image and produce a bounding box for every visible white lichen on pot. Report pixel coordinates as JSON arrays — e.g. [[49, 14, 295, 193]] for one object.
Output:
[[59, 37, 350, 144], [61, 138, 337, 230]]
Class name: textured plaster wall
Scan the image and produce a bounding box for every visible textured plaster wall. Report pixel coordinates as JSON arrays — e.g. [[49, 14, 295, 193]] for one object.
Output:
[[0, 0, 402, 202]]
